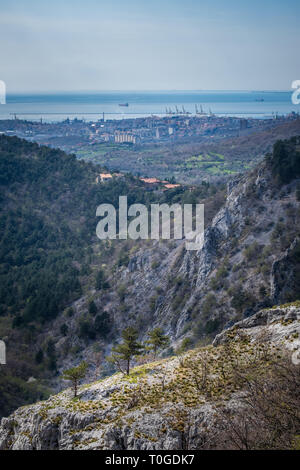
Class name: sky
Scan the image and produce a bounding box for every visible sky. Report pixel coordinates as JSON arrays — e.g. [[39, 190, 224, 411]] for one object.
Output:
[[0, 0, 299, 92]]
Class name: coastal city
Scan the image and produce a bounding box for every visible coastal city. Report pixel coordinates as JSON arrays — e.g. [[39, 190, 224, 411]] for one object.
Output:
[[0, 110, 298, 153]]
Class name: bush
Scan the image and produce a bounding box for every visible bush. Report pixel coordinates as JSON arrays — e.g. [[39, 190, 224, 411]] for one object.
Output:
[[95, 269, 109, 290], [60, 323, 68, 336], [94, 311, 111, 337], [66, 307, 74, 318], [117, 285, 127, 302], [270, 137, 300, 185], [177, 337, 192, 354], [118, 252, 130, 267], [202, 293, 217, 317], [243, 242, 262, 261], [149, 295, 158, 312], [88, 300, 97, 315], [231, 287, 255, 313], [35, 349, 44, 364], [78, 317, 95, 340], [214, 356, 300, 449], [151, 260, 160, 269], [204, 318, 220, 335]]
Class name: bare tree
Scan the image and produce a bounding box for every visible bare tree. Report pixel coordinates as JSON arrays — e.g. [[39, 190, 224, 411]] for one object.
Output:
[[214, 354, 300, 449]]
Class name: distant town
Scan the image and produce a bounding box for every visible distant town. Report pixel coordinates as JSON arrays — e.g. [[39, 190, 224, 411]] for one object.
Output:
[[0, 111, 299, 153]]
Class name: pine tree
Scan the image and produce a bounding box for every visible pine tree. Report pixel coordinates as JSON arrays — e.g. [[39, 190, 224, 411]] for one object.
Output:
[[108, 327, 143, 375], [95, 269, 109, 290], [62, 361, 88, 397], [146, 328, 170, 358]]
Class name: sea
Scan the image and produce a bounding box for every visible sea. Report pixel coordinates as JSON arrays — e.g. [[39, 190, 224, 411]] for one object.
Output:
[[0, 91, 298, 122]]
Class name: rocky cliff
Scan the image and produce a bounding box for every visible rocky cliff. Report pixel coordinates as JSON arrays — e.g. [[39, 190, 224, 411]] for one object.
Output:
[[46, 153, 300, 383], [1, 304, 299, 450]]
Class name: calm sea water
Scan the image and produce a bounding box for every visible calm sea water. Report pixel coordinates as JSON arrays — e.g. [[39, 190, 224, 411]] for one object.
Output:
[[0, 91, 298, 122]]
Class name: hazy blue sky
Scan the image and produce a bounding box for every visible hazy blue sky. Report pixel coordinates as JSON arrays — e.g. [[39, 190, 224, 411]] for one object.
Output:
[[0, 0, 299, 92]]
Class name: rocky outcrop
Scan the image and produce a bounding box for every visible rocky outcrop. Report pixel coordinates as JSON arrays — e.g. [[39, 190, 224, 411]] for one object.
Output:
[[271, 237, 300, 304], [213, 303, 300, 348], [1, 304, 299, 450]]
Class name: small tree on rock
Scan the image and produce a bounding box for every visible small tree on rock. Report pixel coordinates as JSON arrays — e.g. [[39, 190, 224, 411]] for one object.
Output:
[[108, 327, 143, 375], [146, 328, 170, 358], [62, 361, 88, 397]]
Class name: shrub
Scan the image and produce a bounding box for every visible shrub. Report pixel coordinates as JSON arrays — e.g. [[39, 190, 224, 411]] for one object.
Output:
[[78, 317, 95, 340], [204, 318, 220, 335], [231, 288, 255, 313], [118, 253, 130, 267], [270, 138, 300, 185], [95, 269, 109, 290], [35, 349, 44, 364], [66, 307, 74, 318], [202, 293, 217, 317], [60, 323, 68, 336], [94, 311, 111, 337], [117, 285, 127, 302], [88, 300, 97, 315], [243, 242, 262, 261], [149, 295, 158, 312], [151, 260, 160, 269]]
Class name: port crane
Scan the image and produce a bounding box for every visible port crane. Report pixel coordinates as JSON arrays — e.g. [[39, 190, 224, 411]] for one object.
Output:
[[195, 104, 209, 116]]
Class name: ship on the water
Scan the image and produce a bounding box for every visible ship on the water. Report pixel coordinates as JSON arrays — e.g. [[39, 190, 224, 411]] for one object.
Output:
[[119, 103, 129, 107]]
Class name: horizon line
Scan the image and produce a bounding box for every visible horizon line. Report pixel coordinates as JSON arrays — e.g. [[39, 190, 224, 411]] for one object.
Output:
[[6, 89, 292, 95]]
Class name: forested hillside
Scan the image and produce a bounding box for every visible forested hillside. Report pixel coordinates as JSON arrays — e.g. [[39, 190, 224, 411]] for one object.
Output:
[[0, 135, 221, 416], [0, 135, 299, 419]]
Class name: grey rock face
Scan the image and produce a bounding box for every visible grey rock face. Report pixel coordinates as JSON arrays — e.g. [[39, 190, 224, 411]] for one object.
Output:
[[271, 237, 300, 304], [25, 161, 300, 399], [1, 304, 299, 451], [213, 305, 300, 347]]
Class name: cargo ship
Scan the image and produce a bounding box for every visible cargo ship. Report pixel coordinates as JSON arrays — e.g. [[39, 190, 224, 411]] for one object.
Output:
[[119, 103, 129, 107]]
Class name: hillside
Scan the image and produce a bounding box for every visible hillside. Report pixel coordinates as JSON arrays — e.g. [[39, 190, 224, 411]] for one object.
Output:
[[0, 134, 299, 423], [0, 135, 223, 417], [70, 135, 300, 352], [0, 303, 299, 450]]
